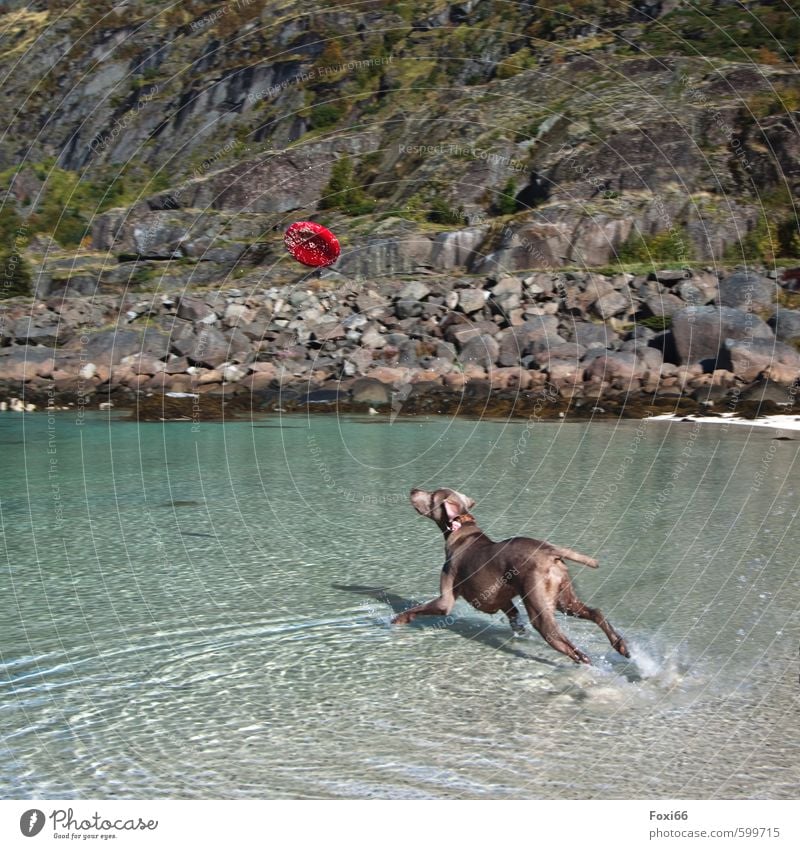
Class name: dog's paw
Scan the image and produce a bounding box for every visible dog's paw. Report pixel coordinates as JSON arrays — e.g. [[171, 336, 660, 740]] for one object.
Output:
[[615, 640, 631, 658]]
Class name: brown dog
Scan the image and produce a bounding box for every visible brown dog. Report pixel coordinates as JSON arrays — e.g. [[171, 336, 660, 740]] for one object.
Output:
[[392, 487, 630, 664]]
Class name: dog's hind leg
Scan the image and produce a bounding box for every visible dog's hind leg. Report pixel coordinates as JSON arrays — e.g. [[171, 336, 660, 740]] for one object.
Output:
[[520, 587, 590, 664], [557, 582, 630, 658]]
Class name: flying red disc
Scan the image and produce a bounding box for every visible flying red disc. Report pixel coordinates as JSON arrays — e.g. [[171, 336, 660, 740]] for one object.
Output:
[[284, 221, 341, 267]]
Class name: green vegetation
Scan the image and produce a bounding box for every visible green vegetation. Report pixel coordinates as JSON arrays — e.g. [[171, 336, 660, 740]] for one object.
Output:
[[0, 205, 31, 299], [616, 228, 694, 265], [319, 156, 376, 216], [641, 3, 800, 64], [0, 160, 167, 249], [492, 178, 518, 216], [426, 196, 467, 226], [638, 315, 672, 332], [723, 217, 779, 264], [308, 102, 346, 130]]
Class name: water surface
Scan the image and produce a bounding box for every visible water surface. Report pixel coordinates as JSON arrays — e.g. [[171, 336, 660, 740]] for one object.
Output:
[[1, 411, 798, 798]]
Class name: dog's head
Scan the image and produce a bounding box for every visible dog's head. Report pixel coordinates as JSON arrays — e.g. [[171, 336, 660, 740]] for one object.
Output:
[[409, 488, 476, 534]]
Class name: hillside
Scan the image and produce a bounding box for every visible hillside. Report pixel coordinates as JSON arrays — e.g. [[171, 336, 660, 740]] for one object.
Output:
[[0, 0, 798, 299]]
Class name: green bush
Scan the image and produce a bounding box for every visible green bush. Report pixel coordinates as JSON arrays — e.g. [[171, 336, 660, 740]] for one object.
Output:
[[319, 156, 376, 216], [491, 178, 518, 216], [308, 102, 345, 130], [638, 314, 672, 332], [723, 217, 779, 263], [427, 196, 467, 226], [616, 228, 693, 264]]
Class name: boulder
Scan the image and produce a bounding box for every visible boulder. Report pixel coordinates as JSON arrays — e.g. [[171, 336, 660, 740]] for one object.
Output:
[[171, 324, 231, 368], [12, 318, 62, 346], [177, 297, 218, 323], [584, 351, 644, 380], [363, 366, 415, 386], [645, 292, 685, 317], [676, 280, 710, 306], [66, 328, 171, 366], [457, 288, 488, 314], [0, 347, 56, 382], [717, 270, 775, 312], [489, 275, 523, 311], [530, 341, 585, 368], [399, 281, 430, 301], [769, 308, 800, 345], [653, 269, 690, 284], [458, 334, 500, 369], [395, 299, 424, 319], [593, 290, 631, 320], [547, 360, 583, 386], [571, 321, 619, 349], [488, 366, 531, 391], [671, 306, 774, 369], [350, 377, 391, 406], [724, 338, 800, 382]]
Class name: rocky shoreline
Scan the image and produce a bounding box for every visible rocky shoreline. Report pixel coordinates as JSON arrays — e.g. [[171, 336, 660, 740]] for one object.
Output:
[[1, 265, 799, 423]]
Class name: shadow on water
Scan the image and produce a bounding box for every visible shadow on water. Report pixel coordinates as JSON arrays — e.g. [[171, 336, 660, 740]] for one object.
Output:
[[333, 583, 560, 667]]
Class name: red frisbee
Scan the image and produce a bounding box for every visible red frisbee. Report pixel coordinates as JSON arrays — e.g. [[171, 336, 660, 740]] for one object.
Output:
[[284, 221, 341, 267]]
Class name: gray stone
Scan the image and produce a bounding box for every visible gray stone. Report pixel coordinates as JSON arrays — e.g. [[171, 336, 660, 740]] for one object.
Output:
[[672, 306, 774, 367], [457, 288, 488, 314], [361, 325, 386, 349], [395, 299, 424, 319], [67, 328, 171, 366], [490, 275, 523, 310], [177, 297, 217, 323], [459, 334, 500, 369], [645, 293, 685, 318], [399, 280, 431, 301], [724, 338, 800, 382], [718, 270, 775, 312], [350, 377, 391, 406], [12, 318, 61, 346], [769, 308, 800, 345], [171, 324, 230, 368], [593, 290, 630, 319], [677, 280, 709, 306], [0, 347, 56, 382], [571, 321, 619, 349], [584, 351, 644, 380], [530, 341, 586, 368], [653, 269, 690, 284]]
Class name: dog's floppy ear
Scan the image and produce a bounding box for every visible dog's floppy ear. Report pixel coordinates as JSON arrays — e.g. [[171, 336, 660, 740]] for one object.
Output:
[[442, 498, 462, 521], [443, 490, 475, 520], [451, 489, 476, 512], [409, 489, 433, 515]]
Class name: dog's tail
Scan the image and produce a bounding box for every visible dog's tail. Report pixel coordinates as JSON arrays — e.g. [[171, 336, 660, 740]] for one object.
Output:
[[553, 546, 599, 568]]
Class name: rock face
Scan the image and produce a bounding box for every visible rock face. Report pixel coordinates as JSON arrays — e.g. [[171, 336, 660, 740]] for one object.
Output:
[[2, 0, 797, 290]]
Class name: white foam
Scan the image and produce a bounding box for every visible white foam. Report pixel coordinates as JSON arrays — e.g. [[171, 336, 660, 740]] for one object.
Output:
[[648, 412, 800, 432]]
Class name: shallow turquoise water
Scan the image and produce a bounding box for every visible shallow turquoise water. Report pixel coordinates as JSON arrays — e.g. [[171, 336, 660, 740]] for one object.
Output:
[[0, 410, 798, 798]]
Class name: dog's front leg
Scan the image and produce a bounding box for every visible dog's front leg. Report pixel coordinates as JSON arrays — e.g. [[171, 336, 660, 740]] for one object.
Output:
[[392, 563, 455, 625], [503, 600, 526, 635]]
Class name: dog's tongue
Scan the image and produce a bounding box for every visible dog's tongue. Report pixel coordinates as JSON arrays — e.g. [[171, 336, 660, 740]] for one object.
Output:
[[450, 519, 462, 532]]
